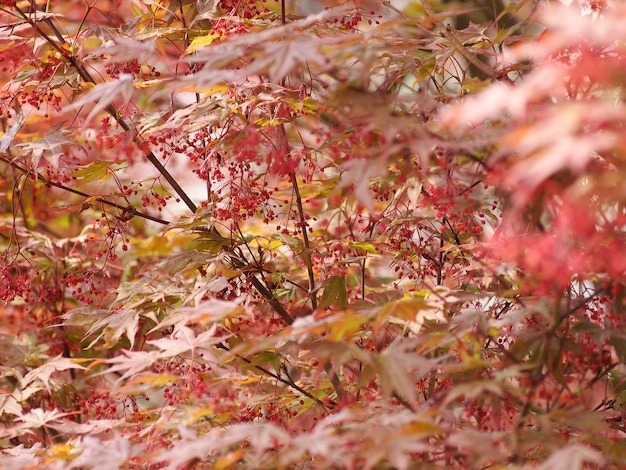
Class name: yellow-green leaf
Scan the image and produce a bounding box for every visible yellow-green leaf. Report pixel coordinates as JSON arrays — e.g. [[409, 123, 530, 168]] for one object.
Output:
[[349, 241, 379, 254], [319, 275, 347, 310], [184, 32, 221, 55]]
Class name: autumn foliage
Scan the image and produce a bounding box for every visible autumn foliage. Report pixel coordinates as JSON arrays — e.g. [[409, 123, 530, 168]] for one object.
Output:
[[1, 0, 626, 468]]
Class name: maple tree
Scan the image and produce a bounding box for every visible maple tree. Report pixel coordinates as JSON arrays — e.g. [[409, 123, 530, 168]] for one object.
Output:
[[1, 0, 626, 468]]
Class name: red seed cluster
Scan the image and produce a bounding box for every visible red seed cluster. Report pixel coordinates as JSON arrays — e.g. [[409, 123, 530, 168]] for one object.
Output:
[[0, 262, 33, 303], [105, 59, 160, 80]]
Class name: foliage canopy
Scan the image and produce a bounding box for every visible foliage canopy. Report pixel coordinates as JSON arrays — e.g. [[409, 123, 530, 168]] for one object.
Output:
[[1, 0, 626, 468]]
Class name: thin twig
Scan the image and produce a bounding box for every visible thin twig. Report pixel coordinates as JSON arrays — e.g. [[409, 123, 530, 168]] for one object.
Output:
[[215, 342, 333, 409], [0, 155, 170, 225], [249, 274, 294, 325], [291, 172, 318, 310]]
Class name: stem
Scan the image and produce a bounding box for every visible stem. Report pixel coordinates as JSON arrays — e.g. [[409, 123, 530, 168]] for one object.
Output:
[[221, 243, 294, 325], [215, 342, 333, 409], [100, 107, 197, 214], [324, 362, 347, 402], [426, 232, 446, 399], [382, 1, 409, 19], [273, 119, 317, 309], [360, 256, 366, 301], [12, 175, 31, 230], [291, 172, 318, 310], [436, 232, 444, 286], [0, 155, 170, 225], [249, 274, 294, 325]]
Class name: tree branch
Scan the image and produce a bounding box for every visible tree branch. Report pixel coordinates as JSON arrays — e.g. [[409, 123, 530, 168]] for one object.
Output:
[[0, 154, 170, 225], [215, 342, 333, 409], [13, 5, 198, 214]]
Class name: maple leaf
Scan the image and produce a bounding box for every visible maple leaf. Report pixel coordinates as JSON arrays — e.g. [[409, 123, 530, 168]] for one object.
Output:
[[0, 333, 48, 368], [446, 429, 509, 468], [48, 419, 121, 436], [0, 391, 26, 418], [147, 324, 221, 357], [191, 0, 220, 23], [183, 31, 222, 55], [379, 439, 432, 470], [185, 8, 337, 86], [0, 105, 25, 153], [337, 158, 387, 212], [0, 444, 42, 470], [318, 275, 348, 310], [83, 308, 140, 349], [286, 407, 357, 458], [536, 445, 605, 470], [283, 406, 439, 469], [442, 380, 507, 406], [536, 2, 617, 50], [63, 74, 134, 125], [440, 67, 553, 129], [501, 104, 621, 195], [98, 350, 163, 384], [265, 40, 330, 83], [21, 356, 88, 393], [95, 36, 156, 63], [16, 128, 81, 171], [15, 408, 69, 429], [150, 297, 245, 332], [69, 433, 137, 470], [375, 290, 450, 334], [375, 339, 438, 409], [156, 423, 290, 469]]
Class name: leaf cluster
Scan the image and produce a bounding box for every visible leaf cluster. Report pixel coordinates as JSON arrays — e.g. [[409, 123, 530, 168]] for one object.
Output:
[[1, 0, 626, 469]]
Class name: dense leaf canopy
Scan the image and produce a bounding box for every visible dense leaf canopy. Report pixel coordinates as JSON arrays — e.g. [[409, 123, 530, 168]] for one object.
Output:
[[1, 0, 626, 468]]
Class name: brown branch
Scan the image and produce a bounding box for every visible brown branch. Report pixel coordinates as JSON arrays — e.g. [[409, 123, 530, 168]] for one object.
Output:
[[215, 342, 333, 409], [290, 172, 318, 310], [249, 274, 294, 325], [324, 362, 347, 402], [0, 154, 170, 225], [274, 119, 317, 310], [280, 0, 286, 25]]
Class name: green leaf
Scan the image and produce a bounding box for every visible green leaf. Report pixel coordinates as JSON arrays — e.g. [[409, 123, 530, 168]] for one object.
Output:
[[610, 335, 626, 363], [72, 160, 118, 185], [348, 242, 379, 254], [318, 275, 347, 310], [239, 351, 281, 374]]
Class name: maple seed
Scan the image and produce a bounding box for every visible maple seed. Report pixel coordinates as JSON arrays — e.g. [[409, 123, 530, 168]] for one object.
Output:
[[0, 0, 622, 468]]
